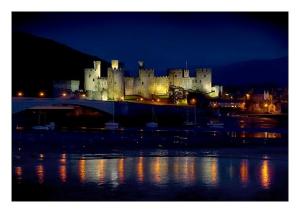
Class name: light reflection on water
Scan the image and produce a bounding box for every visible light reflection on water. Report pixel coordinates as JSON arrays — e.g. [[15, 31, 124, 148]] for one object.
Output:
[[14, 153, 286, 198], [260, 160, 272, 189], [78, 158, 86, 183], [136, 157, 144, 183], [35, 164, 44, 184], [200, 158, 218, 186], [240, 159, 249, 186], [15, 166, 22, 183]]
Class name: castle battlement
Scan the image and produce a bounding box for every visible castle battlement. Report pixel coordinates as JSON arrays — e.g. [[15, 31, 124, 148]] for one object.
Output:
[[84, 60, 220, 100]]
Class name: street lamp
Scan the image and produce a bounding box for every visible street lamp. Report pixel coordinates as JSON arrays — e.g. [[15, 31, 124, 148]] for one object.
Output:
[[246, 93, 250, 100], [39, 91, 45, 97], [17, 91, 23, 97], [190, 98, 196, 105]]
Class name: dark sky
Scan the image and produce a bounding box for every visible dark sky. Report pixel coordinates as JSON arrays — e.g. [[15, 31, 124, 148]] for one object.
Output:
[[12, 12, 288, 74]]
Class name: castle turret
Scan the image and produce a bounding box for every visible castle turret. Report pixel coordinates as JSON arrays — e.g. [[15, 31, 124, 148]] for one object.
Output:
[[84, 60, 101, 92], [94, 61, 101, 78], [195, 68, 212, 94], [138, 60, 144, 69], [107, 60, 124, 100], [138, 67, 155, 98]]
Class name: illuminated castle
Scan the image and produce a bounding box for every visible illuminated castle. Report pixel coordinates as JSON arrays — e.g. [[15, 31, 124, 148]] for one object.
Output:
[[84, 60, 222, 100]]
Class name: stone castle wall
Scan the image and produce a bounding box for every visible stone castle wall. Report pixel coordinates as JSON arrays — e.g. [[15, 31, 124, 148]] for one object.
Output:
[[84, 60, 217, 100], [195, 68, 212, 94], [107, 67, 124, 100]]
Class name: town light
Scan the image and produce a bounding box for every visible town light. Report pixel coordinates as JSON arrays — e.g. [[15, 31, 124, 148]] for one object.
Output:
[[17, 91, 23, 97], [264, 103, 268, 108], [81, 93, 86, 97], [246, 93, 250, 100], [156, 98, 160, 102], [190, 98, 196, 105], [120, 96, 124, 101], [39, 91, 45, 97], [62, 92, 67, 97]]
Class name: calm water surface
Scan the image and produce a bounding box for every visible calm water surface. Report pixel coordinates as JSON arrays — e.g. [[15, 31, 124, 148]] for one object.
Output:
[[13, 149, 288, 201]]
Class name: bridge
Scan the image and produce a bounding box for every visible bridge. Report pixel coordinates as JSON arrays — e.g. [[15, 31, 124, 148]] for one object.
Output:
[[12, 98, 115, 114]]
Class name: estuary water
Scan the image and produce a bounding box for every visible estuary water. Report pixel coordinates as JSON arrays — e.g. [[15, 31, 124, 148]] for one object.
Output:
[[12, 148, 288, 201]]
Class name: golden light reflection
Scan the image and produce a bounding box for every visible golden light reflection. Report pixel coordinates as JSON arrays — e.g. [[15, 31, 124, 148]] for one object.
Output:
[[78, 159, 86, 183], [240, 160, 249, 185], [36, 164, 44, 184], [15, 166, 23, 183], [201, 158, 219, 186], [58, 154, 67, 183], [59, 165, 67, 183], [137, 157, 144, 183], [97, 159, 106, 184], [151, 157, 168, 184], [118, 158, 125, 184], [152, 158, 161, 183], [211, 159, 218, 185], [260, 160, 272, 189], [186, 158, 196, 184], [172, 157, 196, 185], [59, 153, 67, 164]]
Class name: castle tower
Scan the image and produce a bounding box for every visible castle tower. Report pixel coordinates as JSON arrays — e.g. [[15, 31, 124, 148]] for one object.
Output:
[[111, 60, 119, 70], [168, 69, 183, 87], [183, 69, 189, 78], [94, 61, 101, 78], [107, 60, 124, 100], [195, 68, 212, 94], [138, 68, 155, 98]]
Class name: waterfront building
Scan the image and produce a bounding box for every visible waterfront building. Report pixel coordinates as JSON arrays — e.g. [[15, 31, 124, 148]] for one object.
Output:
[[84, 60, 222, 101]]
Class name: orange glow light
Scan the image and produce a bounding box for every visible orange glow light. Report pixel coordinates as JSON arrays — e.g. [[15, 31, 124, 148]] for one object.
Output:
[[240, 160, 249, 185], [97, 159, 106, 184], [62, 92, 67, 97], [39, 91, 45, 97], [137, 157, 144, 183], [59, 165, 67, 183], [190, 98, 196, 105], [36, 164, 44, 184], [118, 158, 125, 184], [17, 92, 23, 97], [78, 159, 86, 183], [15, 166, 22, 177], [260, 160, 271, 189], [211, 159, 218, 185]]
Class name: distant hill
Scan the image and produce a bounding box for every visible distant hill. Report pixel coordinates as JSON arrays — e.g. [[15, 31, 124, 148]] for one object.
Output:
[[12, 32, 109, 96], [212, 57, 288, 87]]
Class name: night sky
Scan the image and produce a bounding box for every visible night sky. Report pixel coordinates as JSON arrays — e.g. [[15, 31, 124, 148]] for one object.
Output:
[[12, 12, 288, 75]]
